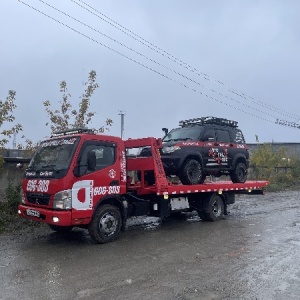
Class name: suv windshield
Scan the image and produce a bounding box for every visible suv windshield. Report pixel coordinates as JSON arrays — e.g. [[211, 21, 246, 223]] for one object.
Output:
[[162, 127, 203, 142], [28, 137, 79, 172]]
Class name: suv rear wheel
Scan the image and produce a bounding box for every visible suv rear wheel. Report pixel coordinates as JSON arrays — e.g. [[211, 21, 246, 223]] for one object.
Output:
[[230, 162, 247, 183], [180, 159, 205, 185]]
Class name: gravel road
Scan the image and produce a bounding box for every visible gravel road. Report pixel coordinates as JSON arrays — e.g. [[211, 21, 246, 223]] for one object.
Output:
[[1, 190, 300, 300]]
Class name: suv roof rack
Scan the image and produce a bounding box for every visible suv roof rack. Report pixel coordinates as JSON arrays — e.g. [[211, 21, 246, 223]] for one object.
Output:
[[179, 116, 238, 128], [51, 127, 95, 137]]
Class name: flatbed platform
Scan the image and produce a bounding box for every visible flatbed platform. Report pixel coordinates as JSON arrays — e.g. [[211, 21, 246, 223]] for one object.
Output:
[[161, 180, 269, 196]]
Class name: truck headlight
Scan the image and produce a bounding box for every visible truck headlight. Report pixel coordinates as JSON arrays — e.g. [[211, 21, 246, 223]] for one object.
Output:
[[162, 146, 181, 154], [53, 190, 72, 210]]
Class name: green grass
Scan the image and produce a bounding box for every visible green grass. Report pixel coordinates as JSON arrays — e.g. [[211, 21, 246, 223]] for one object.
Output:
[[0, 203, 43, 234]]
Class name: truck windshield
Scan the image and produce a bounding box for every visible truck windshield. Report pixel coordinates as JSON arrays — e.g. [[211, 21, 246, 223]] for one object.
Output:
[[162, 127, 203, 142], [28, 137, 79, 172]]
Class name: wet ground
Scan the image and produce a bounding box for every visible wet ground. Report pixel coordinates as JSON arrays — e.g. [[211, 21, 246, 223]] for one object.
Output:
[[1, 190, 300, 300]]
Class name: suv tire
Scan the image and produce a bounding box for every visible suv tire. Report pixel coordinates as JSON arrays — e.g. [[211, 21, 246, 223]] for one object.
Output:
[[230, 162, 247, 183], [180, 159, 205, 185]]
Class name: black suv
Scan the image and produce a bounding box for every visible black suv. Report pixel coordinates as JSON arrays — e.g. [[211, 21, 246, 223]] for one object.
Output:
[[157, 116, 249, 184]]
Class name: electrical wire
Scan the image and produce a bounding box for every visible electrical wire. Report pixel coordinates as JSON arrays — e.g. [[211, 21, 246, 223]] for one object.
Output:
[[17, 0, 300, 130], [35, 0, 286, 122], [72, 0, 300, 121]]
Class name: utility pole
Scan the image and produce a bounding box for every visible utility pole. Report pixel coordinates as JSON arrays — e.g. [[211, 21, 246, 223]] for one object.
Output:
[[118, 111, 125, 139], [13, 133, 16, 149]]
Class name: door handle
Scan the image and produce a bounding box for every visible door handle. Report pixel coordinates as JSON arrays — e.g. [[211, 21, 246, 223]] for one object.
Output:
[[110, 180, 119, 186]]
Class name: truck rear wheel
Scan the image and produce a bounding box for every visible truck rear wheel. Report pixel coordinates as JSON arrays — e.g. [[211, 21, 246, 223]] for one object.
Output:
[[180, 159, 204, 185], [88, 204, 121, 243], [200, 194, 224, 222]]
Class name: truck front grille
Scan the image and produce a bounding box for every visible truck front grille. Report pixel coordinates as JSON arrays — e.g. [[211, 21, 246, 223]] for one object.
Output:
[[26, 193, 51, 206]]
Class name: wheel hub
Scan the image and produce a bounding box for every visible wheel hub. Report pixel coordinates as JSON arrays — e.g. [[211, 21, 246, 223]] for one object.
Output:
[[99, 213, 118, 236]]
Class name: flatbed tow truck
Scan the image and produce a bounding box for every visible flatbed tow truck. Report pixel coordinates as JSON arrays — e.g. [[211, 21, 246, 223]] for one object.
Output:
[[18, 129, 269, 243]]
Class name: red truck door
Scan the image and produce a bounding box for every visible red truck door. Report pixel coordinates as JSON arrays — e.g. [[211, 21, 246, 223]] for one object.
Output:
[[71, 140, 123, 220]]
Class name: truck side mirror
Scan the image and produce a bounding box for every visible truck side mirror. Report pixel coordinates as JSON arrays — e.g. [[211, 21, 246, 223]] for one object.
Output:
[[74, 151, 96, 177], [87, 151, 96, 171], [16, 163, 24, 170]]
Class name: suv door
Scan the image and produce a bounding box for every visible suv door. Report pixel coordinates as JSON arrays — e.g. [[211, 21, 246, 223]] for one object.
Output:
[[212, 129, 231, 169], [201, 128, 220, 170]]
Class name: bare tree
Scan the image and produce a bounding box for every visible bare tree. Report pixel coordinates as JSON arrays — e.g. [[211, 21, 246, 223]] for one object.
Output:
[[0, 90, 22, 148], [43, 70, 112, 133]]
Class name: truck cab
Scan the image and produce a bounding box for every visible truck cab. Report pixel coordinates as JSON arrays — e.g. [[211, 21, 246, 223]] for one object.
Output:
[[18, 128, 127, 236]]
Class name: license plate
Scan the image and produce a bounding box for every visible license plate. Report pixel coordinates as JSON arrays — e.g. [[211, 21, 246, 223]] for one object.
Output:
[[26, 209, 40, 218]]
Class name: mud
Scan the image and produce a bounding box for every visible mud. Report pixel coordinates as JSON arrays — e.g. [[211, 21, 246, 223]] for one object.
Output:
[[1, 190, 300, 300]]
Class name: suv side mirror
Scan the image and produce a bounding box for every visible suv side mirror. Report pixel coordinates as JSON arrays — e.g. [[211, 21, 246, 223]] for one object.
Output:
[[162, 128, 168, 136]]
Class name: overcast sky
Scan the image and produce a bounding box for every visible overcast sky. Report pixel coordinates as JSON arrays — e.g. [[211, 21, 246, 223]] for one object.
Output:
[[1, 0, 300, 146]]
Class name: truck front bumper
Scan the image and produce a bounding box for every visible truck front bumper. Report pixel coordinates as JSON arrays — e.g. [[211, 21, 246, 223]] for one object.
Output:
[[18, 204, 72, 226]]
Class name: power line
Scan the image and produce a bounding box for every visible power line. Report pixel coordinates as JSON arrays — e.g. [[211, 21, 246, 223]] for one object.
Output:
[[35, 0, 285, 121], [32, 0, 296, 124], [72, 0, 300, 121], [17, 0, 300, 131]]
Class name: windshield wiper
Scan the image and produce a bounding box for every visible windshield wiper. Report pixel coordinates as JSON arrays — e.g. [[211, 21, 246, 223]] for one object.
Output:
[[40, 164, 58, 171]]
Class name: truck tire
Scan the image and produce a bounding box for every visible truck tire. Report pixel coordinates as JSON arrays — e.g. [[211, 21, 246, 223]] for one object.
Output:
[[230, 162, 247, 183], [88, 204, 121, 243], [180, 159, 204, 185], [48, 224, 73, 233], [200, 194, 224, 222]]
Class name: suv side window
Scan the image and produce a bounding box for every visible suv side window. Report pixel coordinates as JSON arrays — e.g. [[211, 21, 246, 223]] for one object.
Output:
[[231, 129, 245, 144], [216, 129, 231, 142], [202, 129, 216, 141]]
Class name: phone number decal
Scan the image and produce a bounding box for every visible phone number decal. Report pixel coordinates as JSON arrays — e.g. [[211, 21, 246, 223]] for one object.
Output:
[[26, 180, 50, 192], [93, 186, 120, 196]]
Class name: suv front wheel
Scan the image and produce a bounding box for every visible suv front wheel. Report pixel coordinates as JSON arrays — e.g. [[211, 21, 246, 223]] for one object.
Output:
[[180, 159, 205, 185], [230, 162, 247, 183]]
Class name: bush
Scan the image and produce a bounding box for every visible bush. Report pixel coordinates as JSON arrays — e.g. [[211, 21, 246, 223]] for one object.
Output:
[[0, 181, 21, 233], [5, 180, 21, 213], [250, 143, 300, 189]]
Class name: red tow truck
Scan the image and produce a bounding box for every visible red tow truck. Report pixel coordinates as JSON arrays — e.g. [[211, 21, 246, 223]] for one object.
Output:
[[18, 128, 269, 243]]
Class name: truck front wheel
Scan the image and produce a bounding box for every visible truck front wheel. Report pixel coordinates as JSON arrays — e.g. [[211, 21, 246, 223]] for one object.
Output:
[[88, 204, 121, 243]]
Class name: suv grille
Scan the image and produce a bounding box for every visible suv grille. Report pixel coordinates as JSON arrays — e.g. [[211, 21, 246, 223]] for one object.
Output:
[[26, 193, 51, 206]]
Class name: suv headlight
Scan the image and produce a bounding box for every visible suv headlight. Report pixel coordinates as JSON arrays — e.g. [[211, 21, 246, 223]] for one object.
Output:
[[53, 189, 72, 210], [162, 146, 181, 154]]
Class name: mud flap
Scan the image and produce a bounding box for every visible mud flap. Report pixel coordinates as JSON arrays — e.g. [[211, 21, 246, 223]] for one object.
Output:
[[158, 197, 171, 220]]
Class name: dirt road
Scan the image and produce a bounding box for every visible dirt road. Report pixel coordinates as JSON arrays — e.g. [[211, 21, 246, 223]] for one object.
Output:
[[1, 190, 300, 300]]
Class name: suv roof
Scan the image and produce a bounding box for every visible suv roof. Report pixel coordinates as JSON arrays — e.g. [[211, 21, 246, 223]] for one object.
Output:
[[179, 116, 238, 128]]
